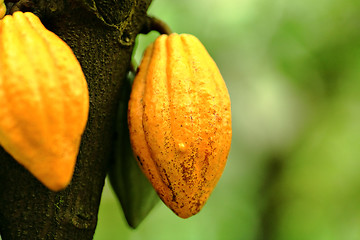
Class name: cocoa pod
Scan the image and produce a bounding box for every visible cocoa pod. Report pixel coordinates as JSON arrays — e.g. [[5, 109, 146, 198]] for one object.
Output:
[[128, 33, 232, 218], [0, 12, 89, 191]]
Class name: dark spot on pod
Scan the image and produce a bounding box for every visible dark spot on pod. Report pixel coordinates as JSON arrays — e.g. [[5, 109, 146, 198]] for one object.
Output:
[[136, 156, 143, 166]]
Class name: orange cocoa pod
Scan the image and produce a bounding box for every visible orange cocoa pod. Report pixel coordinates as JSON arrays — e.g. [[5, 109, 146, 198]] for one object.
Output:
[[128, 33, 232, 218], [0, 12, 89, 191]]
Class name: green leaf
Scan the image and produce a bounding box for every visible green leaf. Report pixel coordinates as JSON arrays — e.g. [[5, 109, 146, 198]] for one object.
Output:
[[108, 71, 159, 229]]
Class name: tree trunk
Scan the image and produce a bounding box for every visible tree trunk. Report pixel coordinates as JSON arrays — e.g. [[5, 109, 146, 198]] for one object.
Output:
[[0, 0, 152, 239]]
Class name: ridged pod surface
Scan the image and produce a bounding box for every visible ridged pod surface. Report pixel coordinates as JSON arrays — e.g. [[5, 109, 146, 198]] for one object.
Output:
[[0, 12, 89, 191], [128, 33, 232, 218]]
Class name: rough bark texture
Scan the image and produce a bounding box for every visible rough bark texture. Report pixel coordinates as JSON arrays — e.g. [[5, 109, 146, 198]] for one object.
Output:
[[0, 0, 152, 239]]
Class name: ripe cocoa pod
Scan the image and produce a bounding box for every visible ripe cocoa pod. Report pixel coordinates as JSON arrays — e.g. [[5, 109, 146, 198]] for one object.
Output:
[[128, 33, 232, 218], [109, 72, 159, 228], [0, 12, 89, 191], [0, 1, 5, 19]]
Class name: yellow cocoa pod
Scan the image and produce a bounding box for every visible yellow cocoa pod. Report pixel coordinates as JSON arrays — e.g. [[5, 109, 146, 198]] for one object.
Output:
[[0, 1, 5, 19], [0, 12, 89, 191], [128, 33, 232, 218]]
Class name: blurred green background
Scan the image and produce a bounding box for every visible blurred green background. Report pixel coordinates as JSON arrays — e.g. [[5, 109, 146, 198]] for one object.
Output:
[[94, 0, 360, 239]]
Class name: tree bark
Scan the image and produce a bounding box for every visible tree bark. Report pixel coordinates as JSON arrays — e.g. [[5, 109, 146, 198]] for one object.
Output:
[[0, 0, 152, 239]]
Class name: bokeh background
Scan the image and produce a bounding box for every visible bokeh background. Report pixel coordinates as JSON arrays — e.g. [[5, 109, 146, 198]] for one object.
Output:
[[94, 0, 360, 239]]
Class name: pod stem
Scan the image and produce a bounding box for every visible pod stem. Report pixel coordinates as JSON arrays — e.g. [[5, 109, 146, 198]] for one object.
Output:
[[141, 16, 173, 35]]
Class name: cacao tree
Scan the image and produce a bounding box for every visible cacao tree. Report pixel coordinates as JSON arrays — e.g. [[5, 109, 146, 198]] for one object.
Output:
[[0, 0, 153, 239]]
